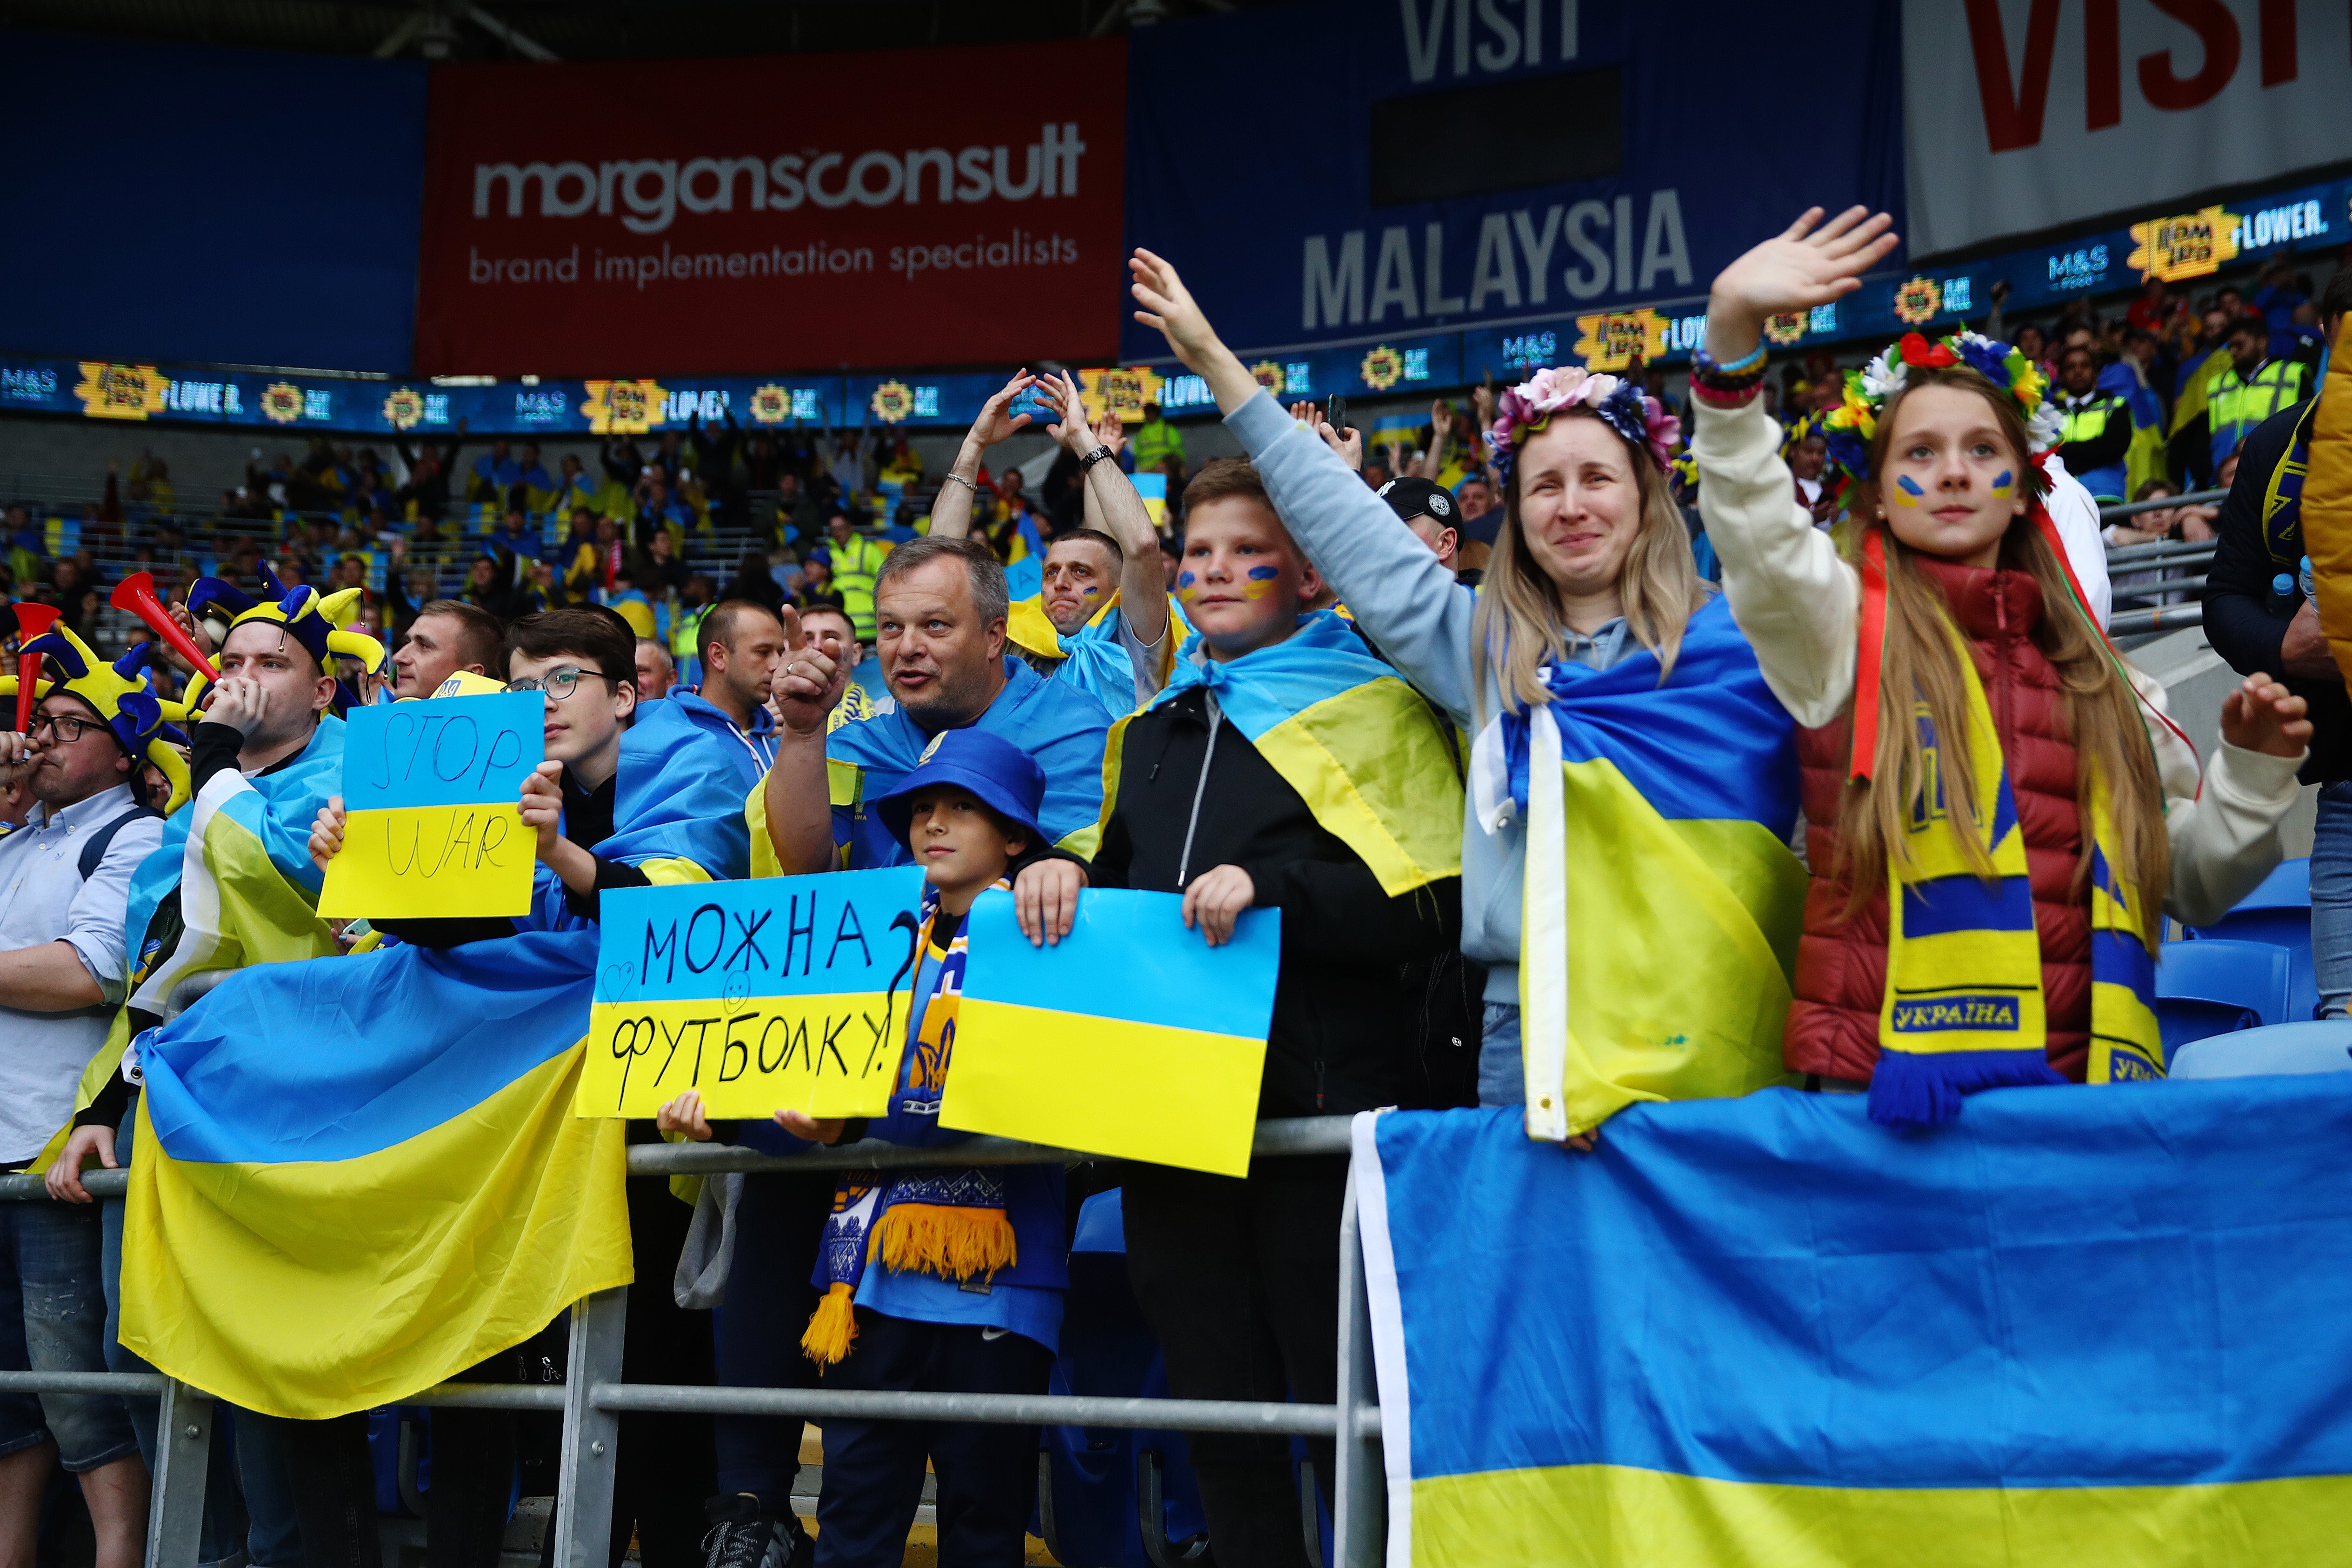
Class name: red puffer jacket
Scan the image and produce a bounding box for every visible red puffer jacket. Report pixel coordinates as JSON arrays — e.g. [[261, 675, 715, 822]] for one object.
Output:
[[1787, 557, 2095, 1083]]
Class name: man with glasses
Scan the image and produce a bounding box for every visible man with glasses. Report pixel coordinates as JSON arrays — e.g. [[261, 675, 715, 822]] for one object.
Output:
[[0, 681, 166, 1568]]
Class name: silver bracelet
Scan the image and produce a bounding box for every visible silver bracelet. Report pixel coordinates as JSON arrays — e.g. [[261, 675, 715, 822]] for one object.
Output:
[[939, 471, 983, 493]]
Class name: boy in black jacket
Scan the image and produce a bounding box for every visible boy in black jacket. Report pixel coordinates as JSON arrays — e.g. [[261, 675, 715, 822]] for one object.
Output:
[[1086, 458, 1461, 1568]]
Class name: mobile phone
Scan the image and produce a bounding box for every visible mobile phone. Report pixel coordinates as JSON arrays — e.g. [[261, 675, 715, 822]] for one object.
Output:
[[1325, 395, 1349, 433]]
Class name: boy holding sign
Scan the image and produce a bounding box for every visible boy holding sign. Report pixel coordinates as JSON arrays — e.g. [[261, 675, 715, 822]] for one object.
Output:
[[659, 728, 1068, 1568]]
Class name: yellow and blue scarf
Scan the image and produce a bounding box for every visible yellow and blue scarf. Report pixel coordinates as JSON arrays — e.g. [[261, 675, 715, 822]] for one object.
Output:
[[802, 878, 1014, 1368], [1867, 620, 2163, 1128]]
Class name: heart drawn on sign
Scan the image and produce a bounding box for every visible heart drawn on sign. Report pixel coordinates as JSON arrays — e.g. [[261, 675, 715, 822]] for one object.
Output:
[[596, 961, 636, 1002]]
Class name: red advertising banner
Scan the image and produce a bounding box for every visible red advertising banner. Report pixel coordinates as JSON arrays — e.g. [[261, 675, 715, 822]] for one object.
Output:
[[413, 38, 1126, 377]]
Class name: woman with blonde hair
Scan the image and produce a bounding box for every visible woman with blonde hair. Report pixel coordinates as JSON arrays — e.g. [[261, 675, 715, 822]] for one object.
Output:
[[1693, 208, 2310, 1125], [1129, 248, 1811, 1147]]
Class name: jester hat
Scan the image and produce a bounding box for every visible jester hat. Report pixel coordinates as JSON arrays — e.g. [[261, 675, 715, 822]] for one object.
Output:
[[4, 623, 194, 813], [187, 563, 388, 676]]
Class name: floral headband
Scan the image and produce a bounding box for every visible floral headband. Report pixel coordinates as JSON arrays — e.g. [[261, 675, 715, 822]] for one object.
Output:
[[1484, 365, 1681, 488], [1820, 331, 2061, 492]]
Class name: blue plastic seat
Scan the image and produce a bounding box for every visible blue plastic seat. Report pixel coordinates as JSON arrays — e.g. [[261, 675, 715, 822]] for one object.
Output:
[[2169, 1021, 2352, 1079], [2186, 858, 2315, 1021], [2155, 938, 2292, 1061]]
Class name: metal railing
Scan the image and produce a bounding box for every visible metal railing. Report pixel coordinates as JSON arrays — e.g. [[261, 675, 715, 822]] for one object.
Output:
[[2099, 490, 2223, 641], [0, 1103, 1381, 1568]]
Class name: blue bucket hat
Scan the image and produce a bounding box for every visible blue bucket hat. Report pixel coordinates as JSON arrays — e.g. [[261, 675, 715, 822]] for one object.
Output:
[[871, 727, 1046, 851]]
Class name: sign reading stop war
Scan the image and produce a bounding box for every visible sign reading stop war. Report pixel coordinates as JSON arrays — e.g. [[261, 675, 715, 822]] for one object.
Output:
[[317, 693, 545, 920], [576, 867, 927, 1120]]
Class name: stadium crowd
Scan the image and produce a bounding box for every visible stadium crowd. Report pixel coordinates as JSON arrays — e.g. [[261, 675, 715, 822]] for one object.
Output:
[[0, 210, 2340, 1568]]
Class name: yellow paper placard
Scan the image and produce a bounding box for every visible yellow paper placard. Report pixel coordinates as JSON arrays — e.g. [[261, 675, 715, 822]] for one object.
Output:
[[577, 994, 904, 1119], [317, 803, 534, 920], [939, 998, 1266, 1177]]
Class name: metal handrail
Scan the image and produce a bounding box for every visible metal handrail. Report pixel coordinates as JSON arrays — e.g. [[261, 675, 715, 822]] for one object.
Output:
[[2098, 487, 2225, 522]]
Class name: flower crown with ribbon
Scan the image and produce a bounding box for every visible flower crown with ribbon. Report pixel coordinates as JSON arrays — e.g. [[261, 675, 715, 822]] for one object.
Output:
[[1484, 366, 1681, 489], [186, 563, 387, 676], [1820, 331, 2061, 495], [2, 623, 195, 813]]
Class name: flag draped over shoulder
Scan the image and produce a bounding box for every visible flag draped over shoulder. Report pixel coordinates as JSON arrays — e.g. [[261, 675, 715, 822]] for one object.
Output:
[[762, 654, 1110, 873], [1354, 1081, 2352, 1568], [33, 719, 346, 1173], [118, 704, 751, 1418], [1004, 592, 1169, 720], [1472, 594, 1805, 1140], [1111, 611, 1462, 896]]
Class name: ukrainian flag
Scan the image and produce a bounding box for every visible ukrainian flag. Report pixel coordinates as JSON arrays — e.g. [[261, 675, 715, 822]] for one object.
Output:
[[119, 932, 630, 1419], [33, 717, 346, 1173], [1491, 594, 1806, 1139], [1354, 1075, 2352, 1568], [1004, 591, 1178, 719], [115, 701, 752, 1417]]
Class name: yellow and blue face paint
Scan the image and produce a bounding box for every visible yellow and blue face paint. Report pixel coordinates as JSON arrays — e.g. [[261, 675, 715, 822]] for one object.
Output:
[[1892, 474, 1927, 507]]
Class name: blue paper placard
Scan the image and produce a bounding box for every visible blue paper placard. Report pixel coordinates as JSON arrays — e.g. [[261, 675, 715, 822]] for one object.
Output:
[[339, 692, 545, 812], [960, 888, 1279, 1039], [594, 867, 928, 1005]]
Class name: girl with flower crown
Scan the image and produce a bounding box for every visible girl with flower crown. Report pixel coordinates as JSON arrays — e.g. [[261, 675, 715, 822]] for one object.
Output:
[[1131, 248, 1812, 1149], [1694, 208, 2312, 1125]]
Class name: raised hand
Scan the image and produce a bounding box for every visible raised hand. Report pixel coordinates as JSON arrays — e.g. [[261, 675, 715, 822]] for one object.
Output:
[[1093, 412, 1127, 458], [1131, 248, 1262, 416], [1037, 371, 1100, 458], [967, 370, 1041, 450], [1706, 207, 1900, 363], [770, 604, 846, 737], [2219, 672, 2313, 759]]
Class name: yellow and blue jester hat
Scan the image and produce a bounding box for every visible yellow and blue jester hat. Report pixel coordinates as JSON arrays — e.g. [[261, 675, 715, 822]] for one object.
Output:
[[3, 622, 196, 814], [186, 563, 387, 682]]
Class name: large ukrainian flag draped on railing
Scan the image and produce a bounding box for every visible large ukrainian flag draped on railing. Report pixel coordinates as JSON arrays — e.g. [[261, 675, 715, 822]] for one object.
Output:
[[1354, 1078, 2352, 1568], [118, 702, 750, 1418], [1476, 594, 1805, 1140]]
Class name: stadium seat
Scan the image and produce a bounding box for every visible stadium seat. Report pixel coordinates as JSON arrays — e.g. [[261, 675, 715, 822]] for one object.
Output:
[[1037, 1188, 1213, 1568], [2185, 858, 2315, 1021], [2169, 1021, 2352, 1080], [2154, 938, 2292, 1061]]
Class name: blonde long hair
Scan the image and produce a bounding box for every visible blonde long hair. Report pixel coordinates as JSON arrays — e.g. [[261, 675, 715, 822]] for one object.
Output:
[[1472, 407, 1704, 720], [1833, 367, 2167, 934]]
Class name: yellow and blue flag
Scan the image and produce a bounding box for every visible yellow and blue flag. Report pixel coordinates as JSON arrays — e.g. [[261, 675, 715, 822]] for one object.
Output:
[[1354, 1078, 2352, 1567], [1004, 591, 1167, 719], [1114, 610, 1463, 898], [116, 701, 753, 1417], [941, 888, 1279, 1177], [1479, 594, 1805, 1138]]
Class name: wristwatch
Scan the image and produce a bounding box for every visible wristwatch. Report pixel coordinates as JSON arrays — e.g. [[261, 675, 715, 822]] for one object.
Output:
[[1080, 445, 1116, 471]]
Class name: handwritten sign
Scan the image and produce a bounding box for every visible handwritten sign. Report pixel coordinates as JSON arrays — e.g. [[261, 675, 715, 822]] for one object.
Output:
[[576, 867, 927, 1120], [318, 693, 544, 919], [941, 889, 1278, 1177]]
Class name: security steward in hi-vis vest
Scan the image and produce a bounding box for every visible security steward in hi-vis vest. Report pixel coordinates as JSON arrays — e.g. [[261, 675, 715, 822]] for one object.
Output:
[[2052, 346, 2132, 502], [2203, 315, 2313, 473], [822, 517, 891, 641]]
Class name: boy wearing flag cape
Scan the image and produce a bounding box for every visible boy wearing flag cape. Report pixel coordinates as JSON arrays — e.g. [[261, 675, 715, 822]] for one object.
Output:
[[1069, 457, 1465, 1562], [661, 728, 1071, 1568]]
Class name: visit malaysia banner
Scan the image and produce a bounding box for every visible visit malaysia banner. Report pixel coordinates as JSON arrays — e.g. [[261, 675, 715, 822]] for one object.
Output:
[[1905, 0, 2352, 258], [414, 39, 1126, 377], [1119, 0, 1902, 360], [1355, 1079, 2352, 1568]]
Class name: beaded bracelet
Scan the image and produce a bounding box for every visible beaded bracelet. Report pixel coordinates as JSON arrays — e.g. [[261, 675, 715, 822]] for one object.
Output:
[[1693, 335, 1769, 378]]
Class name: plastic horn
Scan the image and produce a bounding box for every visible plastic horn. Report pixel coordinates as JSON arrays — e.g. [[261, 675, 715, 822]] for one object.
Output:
[[109, 573, 218, 681], [9, 603, 58, 734]]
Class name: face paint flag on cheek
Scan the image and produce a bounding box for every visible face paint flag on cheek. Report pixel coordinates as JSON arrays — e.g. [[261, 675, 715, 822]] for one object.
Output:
[[1893, 475, 1926, 507]]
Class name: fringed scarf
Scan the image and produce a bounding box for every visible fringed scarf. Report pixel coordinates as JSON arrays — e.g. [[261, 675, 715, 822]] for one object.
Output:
[[801, 880, 1017, 1368]]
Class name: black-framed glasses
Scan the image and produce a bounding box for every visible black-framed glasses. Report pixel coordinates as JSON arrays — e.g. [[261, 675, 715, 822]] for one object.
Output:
[[30, 714, 100, 743], [507, 666, 621, 701]]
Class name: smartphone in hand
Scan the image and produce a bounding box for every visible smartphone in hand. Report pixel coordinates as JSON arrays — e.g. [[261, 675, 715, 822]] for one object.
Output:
[[1325, 395, 1349, 434]]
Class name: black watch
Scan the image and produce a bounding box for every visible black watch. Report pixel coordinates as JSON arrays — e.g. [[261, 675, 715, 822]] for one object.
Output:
[[1080, 444, 1116, 471]]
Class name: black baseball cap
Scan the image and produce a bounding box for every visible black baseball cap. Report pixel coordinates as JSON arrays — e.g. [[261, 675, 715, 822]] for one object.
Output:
[[1377, 477, 1457, 529]]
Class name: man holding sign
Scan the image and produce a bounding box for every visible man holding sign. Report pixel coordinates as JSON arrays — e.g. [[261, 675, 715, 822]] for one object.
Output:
[[659, 730, 1068, 1568]]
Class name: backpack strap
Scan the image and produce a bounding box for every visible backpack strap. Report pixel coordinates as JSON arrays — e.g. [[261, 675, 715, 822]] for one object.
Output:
[[79, 805, 160, 881]]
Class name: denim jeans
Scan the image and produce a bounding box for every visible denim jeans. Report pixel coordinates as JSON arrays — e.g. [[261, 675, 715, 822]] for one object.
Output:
[[2313, 782, 2352, 1020], [0, 1195, 139, 1473], [103, 1109, 294, 1568], [1478, 1002, 1525, 1108]]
